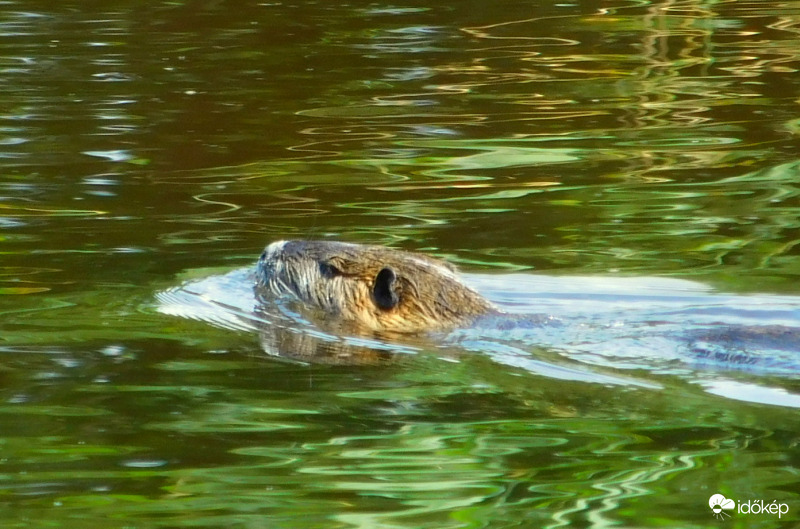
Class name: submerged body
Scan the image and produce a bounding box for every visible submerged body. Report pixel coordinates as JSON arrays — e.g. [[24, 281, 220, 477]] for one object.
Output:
[[252, 240, 800, 373], [255, 240, 495, 334]]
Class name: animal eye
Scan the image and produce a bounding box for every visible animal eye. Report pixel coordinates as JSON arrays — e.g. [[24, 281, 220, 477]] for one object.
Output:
[[320, 261, 341, 277]]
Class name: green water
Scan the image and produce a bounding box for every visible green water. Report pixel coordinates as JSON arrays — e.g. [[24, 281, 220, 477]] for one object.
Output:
[[2, 1, 800, 527]]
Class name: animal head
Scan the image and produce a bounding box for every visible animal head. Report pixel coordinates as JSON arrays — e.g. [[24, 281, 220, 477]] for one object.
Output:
[[256, 240, 492, 333]]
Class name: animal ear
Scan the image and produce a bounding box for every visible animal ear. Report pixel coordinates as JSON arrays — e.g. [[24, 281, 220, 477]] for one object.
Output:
[[373, 267, 400, 310]]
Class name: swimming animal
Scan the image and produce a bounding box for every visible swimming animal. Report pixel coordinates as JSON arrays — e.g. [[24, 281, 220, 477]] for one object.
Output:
[[255, 240, 495, 334]]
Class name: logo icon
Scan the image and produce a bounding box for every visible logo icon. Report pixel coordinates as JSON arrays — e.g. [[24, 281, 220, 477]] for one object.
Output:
[[709, 494, 736, 520]]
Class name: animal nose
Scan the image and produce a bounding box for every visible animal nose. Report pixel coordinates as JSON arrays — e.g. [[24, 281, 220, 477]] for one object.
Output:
[[261, 240, 289, 262]]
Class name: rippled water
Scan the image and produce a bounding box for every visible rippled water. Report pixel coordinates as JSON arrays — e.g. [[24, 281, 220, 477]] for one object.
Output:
[[160, 266, 800, 397], [2, 0, 800, 527]]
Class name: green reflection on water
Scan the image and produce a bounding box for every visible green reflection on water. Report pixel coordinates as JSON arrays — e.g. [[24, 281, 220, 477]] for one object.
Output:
[[2, 0, 800, 527], [2, 348, 798, 528]]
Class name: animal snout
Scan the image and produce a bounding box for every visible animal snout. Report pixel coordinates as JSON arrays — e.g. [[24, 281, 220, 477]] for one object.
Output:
[[260, 240, 289, 262]]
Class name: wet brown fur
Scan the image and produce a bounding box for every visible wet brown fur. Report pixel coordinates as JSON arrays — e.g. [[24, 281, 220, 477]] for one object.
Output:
[[256, 240, 495, 334]]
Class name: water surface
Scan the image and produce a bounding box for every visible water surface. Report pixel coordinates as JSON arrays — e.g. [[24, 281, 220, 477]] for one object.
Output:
[[2, 0, 800, 527]]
